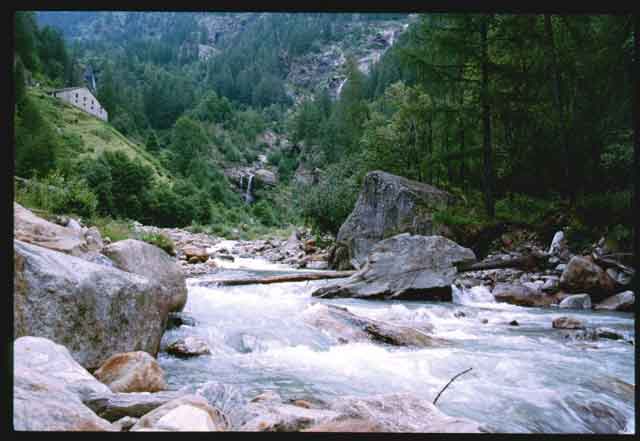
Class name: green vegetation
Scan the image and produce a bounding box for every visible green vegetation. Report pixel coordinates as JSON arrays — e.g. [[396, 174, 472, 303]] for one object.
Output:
[[137, 232, 176, 256], [14, 12, 633, 250]]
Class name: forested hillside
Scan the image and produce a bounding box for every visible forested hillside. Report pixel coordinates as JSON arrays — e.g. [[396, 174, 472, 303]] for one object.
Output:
[[14, 11, 634, 250]]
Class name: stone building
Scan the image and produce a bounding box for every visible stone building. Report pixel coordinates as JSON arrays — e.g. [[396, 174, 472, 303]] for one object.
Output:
[[51, 87, 108, 122]]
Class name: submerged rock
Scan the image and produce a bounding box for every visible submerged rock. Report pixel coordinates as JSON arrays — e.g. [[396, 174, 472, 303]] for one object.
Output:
[[552, 316, 585, 330], [312, 234, 475, 301], [14, 240, 171, 370], [93, 351, 167, 393], [328, 394, 486, 433], [565, 399, 628, 433], [102, 239, 188, 312], [336, 171, 454, 269], [301, 303, 440, 347]]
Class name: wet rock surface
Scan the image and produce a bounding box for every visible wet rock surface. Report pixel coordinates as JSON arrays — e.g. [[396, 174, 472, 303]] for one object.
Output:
[[93, 351, 167, 393], [313, 234, 475, 301]]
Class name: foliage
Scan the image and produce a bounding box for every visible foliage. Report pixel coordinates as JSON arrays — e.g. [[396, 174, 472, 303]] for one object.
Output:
[[138, 232, 176, 255], [15, 171, 98, 218]]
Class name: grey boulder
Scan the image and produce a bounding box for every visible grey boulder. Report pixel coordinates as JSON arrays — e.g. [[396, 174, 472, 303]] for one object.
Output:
[[336, 171, 454, 269], [313, 234, 475, 301], [102, 239, 188, 312], [558, 294, 592, 310], [594, 291, 634, 312], [14, 240, 172, 370]]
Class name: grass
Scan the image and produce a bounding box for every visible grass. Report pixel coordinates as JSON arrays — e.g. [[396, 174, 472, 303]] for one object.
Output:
[[87, 216, 133, 242], [137, 232, 176, 256], [28, 88, 171, 183]]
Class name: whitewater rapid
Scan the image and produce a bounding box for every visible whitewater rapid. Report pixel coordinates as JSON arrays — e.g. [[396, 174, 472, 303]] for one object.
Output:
[[158, 261, 635, 433]]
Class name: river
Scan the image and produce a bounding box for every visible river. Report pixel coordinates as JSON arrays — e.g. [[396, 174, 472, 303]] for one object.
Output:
[[158, 257, 635, 433]]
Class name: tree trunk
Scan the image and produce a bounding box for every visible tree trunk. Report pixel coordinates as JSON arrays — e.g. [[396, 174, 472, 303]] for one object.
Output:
[[481, 16, 495, 218], [198, 271, 357, 286]]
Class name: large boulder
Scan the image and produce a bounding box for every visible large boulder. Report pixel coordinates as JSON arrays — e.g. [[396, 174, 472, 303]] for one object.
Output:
[[93, 352, 167, 393], [559, 256, 616, 301], [130, 395, 228, 431], [312, 234, 476, 301], [594, 291, 634, 312], [14, 202, 88, 256], [14, 240, 172, 370], [335, 171, 454, 269], [14, 367, 117, 431], [14, 336, 111, 402], [301, 303, 442, 347], [166, 336, 212, 358], [102, 239, 187, 312]]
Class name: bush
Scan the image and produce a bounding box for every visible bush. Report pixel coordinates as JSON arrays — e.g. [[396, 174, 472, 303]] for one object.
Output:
[[86, 217, 132, 242], [15, 171, 98, 218], [90, 127, 113, 142], [138, 232, 175, 256]]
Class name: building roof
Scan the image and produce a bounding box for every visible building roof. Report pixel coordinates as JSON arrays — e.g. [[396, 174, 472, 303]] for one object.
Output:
[[52, 86, 87, 93]]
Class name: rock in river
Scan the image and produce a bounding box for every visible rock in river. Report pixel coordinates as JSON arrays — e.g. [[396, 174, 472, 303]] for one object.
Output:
[[312, 234, 476, 301], [301, 303, 441, 347], [559, 256, 616, 301], [552, 316, 585, 330], [102, 239, 188, 312], [166, 336, 212, 358], [130, 395, 228, 431], [594, 291, 634, 312], [93, 351, 167, 393], [558, 294, 592, 310], [14, 240, 172, 370], [335, 171, 454, 269]]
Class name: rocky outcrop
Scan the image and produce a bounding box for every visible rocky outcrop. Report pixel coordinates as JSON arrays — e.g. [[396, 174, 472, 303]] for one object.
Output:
[[254, 169, 277, 187], [301, 303, 442, 347], [182, 245, 209, 263], [166, 336, 212, 358], [102, 239, 188, 312], [14, 337, 111, 402], [559, 256, 616, 301], [313, 234, 475, 301], [130, 395, 229, 431], [335, 171, 454, 269], [594, 291, 634, 312], [93, 352, 167, 393], [558, 294, 592, 309], [14, 202, 89, 257], [14, 240, 172, 370]]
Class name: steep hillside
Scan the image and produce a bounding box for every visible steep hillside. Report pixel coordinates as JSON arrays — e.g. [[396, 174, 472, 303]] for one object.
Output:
[[27, 87, 172, 182]]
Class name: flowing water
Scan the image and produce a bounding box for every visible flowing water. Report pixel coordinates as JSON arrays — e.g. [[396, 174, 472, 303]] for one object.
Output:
[[159, 258, 635, 433]]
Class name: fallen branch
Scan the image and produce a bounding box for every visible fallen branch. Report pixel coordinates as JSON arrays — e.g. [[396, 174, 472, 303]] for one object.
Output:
[[456, 253, 548, 273], [433, 367, 473, 406], [201, 271, 356, 286]]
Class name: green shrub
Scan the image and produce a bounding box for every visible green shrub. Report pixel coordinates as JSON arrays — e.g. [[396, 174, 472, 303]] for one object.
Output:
[[88, 217, 132, 242], [90, 127, 113, 142], [139, 232, 176, 256], [60, 131, 86, 152], [15, 171, 98, 218]]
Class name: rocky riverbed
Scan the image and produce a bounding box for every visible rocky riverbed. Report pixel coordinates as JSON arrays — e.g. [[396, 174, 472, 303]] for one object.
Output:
[[12, 202, 636, 433]]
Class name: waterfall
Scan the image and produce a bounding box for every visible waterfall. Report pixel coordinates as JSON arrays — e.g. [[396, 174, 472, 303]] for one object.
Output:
[[244, 174, 254, 204], [337, 78, 347, 97]]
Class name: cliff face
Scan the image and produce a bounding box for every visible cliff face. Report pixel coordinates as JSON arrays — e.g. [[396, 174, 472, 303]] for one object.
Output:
[[36, 12, 414, 100]]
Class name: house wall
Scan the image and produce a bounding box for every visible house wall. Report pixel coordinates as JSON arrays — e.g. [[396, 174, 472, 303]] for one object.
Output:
[[54, 87, 108, 122]]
